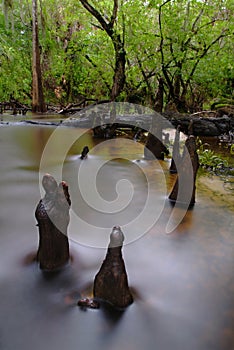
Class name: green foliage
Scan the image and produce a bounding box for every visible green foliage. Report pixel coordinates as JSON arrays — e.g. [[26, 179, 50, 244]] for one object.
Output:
[[196, 138, 229, 171], [198, 149, 228, 170], [0, 2, 32, 103], [230, 144, 234, 155], [0, 0, 233, 107]]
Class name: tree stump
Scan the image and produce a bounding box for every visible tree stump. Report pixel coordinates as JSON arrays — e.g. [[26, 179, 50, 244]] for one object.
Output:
[[154, 77, 164, 113], [169, 135, 199, 206], [170, 125, 181, 173], [144, 132, 169, 160], [35, 174, 71, 270], [93, 226, 133, 309], [144, 113, 169, 159]]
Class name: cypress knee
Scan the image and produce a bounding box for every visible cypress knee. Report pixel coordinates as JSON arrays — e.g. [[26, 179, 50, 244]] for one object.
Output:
[[144, 119, 169, 160], [144, 132, 169, 160], [169, 135, 199, 206], [93, 226, 133, 309], [35, 174, 71, 270]]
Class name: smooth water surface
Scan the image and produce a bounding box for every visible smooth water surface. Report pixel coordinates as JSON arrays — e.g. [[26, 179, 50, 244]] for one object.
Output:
[[0, 124, 233, 350]]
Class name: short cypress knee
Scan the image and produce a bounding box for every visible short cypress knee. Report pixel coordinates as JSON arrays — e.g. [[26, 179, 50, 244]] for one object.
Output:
[[93, 226, 133, 309]]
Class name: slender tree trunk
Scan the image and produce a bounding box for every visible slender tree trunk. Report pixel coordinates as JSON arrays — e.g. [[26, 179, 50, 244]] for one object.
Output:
[[154, 77, 164, 112], [32, 0, 46, 113], [79, 0, 126, 103], [111, 34, 126, 101], [110, 34, 126, 122]]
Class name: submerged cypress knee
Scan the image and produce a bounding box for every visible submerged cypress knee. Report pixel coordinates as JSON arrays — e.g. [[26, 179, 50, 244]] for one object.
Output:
[[169, 135, 199, 206], [93, 226, 133, 309], [35, 174, 71, 270], [80, 146, 89, 159]]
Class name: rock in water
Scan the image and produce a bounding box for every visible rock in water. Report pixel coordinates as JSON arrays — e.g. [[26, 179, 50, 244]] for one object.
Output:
[[93, 226, 133, 309], [35, 174, 71, 270]]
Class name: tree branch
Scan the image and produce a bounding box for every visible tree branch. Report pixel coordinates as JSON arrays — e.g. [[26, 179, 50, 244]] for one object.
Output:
[[79, 0, 113, 37], [158, 0, 174, 98], [191, 6, 205, 32], [185, 30, 228, 89], [109, 0, 118, 29], [136, 56, 154, 100], [85, 54, 111, 92]]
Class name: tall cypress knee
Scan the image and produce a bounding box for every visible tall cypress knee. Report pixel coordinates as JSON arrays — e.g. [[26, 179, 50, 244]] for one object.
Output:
[[170, 124, 181, 173], [35, 174, 71, 270], [169, 135, 199, 206]]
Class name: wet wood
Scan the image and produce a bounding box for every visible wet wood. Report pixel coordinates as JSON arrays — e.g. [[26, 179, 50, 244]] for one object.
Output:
[[0, 100, 29, 115], [144, 117, 169, 160], [93, 226, 133, 309], [169, 135, 199, 206], [80, 146, 89, 159], [170, 124, 181, 173], [144, 132, 169, 160], [35, 174, 71, 270], [77, 298, 100, 309]]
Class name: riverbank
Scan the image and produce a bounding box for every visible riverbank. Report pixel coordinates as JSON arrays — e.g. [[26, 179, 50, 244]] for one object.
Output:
[[1, 108, 234, 137]]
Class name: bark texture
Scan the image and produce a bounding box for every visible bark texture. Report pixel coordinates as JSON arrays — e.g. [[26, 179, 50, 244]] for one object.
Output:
[[170, 124, 181, 173], [169, 135, 199, 206], [93, 226, 133, 309], [32, 0, 46, 113], [35, 174, 71, 270]]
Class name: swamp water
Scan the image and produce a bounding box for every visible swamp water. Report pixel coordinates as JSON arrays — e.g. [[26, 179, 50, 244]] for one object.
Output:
[[0, 123, 233, 350]]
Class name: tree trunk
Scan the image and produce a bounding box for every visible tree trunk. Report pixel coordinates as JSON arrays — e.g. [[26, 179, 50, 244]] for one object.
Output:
[[169, 135, 199, 206], [154, 77, 164, 112], [111, 35, 126, 101], [79, 1, 126, 104], [32, 0, 46, 113]]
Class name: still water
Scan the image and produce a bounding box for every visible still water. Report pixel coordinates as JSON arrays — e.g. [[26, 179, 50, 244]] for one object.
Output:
[[0, 123, 233, 350]]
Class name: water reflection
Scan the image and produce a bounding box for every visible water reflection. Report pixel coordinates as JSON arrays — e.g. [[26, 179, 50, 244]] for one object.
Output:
[[0, 124, 233, 350]]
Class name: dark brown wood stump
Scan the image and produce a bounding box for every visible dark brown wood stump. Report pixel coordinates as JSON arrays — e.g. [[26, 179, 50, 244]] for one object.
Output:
[[80, 146, 89, 159], [35, 174, 71, 270], [144, 132, 169, 160], [93, 226, 133, 309], [144, 116, 169, 160], [170, 125, 181, 173], [169, 135, 199, 207]]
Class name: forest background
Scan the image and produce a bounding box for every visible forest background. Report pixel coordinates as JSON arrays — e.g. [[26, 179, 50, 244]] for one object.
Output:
[[0, 0, 233, 114]]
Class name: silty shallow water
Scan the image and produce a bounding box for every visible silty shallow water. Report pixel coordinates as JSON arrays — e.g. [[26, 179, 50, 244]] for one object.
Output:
[[0, 123, 233, 350]]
